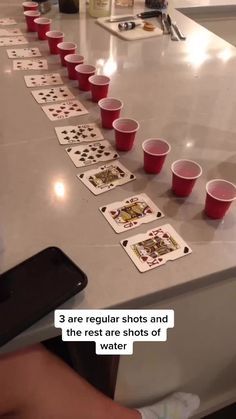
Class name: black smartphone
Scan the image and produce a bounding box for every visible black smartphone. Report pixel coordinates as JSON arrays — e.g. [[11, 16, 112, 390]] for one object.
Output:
[[0, 247, 88, 347]]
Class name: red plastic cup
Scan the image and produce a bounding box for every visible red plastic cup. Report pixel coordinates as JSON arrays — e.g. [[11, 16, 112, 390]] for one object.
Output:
[[88, 75, 110, 102], [24, 10, 40, 32], [112, 118, 139, 151], [23, 1, 38, 11], [46, 31, 64, 54], [98, 98, 123, 129], [204, 179, 236, 219], [142, 138, 171, 174], [65, 54, 84, 80], [171, 159, 202, 197], [57, 42, 77, 66], [75, 64, 96, 91], [34, 17, 51, 40]]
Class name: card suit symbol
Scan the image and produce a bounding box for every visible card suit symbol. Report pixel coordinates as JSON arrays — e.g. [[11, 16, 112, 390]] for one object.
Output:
[[113, 154, 118, 158], [79, 174, 84, 178], [96, 154, 101, 158], [110, 211, 116, 215], [163, 233, 168, 238], [100, 146, 105, 150], [56, 110, 61, 113], [158, 258, 162, 262], [73, 136, 78, 139], [130, 175, 135, 179], [88, 128, 93, 131], [65, 111, 69, 115], [49, 108, 54, 111], [62, 130, 67, 134], [88, 156, 94, 160], [84, 149, 89, 152], [91, 148, 97, 151], [101, 206, 107, 213], [71, 130, 76, 134], [157, 211, 162, 218], [120, 173, 125, 178], [75, 151, 81, 154], [61, 106, 65, 110], [97, 150, 103, 154], [67, 148, 72, 152], [104, 152, 110, 156], [64, 136, 70, 140], [141, 256, 148, 261], [91, 133, 96, 137], [81, 153, 87, 157], [80, 158, 85, 161], [122, 240, 128, 247], [184, 247, 189, 254], [134, 222, 138, 225]]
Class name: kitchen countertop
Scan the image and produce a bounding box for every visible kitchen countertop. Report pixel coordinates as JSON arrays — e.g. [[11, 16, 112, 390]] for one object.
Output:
[[0, 0, 235, 353]]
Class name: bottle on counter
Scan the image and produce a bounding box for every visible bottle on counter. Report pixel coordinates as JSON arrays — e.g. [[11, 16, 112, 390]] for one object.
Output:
[[58, 0, 79, 13], [89, 0, 111, 18]]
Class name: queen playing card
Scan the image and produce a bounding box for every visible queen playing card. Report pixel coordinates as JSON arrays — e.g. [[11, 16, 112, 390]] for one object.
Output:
[[121, 224, 192, 272], [100, 194, 164, 233], [77, 162, 136, 195]]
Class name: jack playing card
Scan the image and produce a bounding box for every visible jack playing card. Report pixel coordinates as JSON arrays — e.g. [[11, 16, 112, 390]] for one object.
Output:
[[31, 86, 75, 104], [121, 224, 192, 272], [0, 36, 28, 46], [100, 193, 164, 233], [0, 28, 22, 36], [13, 58, 48, 70], [42, 100, 88, 121], [0, 18, 17, 26], [55, 123, 104, 145], [24, 73, 63, 87], [77, 162, 136, 195], [66, 141, 119, 168], [7, 47, 41, 58]]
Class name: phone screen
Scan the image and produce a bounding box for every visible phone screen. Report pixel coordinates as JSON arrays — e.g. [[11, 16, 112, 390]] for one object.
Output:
[[0, 247, 88, 347]]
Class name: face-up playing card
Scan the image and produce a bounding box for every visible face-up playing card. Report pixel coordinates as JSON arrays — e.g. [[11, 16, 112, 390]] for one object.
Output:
[[100, 193, 164, 233], [0, 36, 28, 46], [7, 48, 41, 58], [31, 86, 75, 104], [42, 100, 88, 121], [121, 224, 192, 272], [24, 73, 63, 88], [55, 123, 104, 145], [13, 58, 48, 70], [0, 28, 22, 36], [66, 140, 119, 168], [77, 162, 136, 195], [0, 18, 17, 26]]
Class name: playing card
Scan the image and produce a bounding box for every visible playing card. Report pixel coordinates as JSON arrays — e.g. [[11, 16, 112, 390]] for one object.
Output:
[[0, 28, 22, 36], [100, 193, 164, 233], [13, 58, 48, 70], [121, 224, 192, 272], [0, 36, 28, 46], [55, 123, 104, 145], [77, 162, 136, 195], [31, 86, 75, 104], [0, 18, 17, 26], [66, 141, 119, 168], [42, 100, 88, 121], [24, 73, 63, 88], [7, 47, 41, 58]]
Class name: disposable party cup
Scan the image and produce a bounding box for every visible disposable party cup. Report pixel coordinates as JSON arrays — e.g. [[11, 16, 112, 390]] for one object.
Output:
[[112, 118, 139, 151], [46, 31, 64, 54], [75, 64, 96, 91], [98, 97, 123, 129], [204, 179, 236, 219], [57, 42, 77, 66], [171, 159, 202, 197], [34, 17, 52, 40], [65, 54, 84, 80], [23, 1, 38, 11], [142, 138, 171, 174], [88, 74, 110, 102], [24, 10, 40, 32]]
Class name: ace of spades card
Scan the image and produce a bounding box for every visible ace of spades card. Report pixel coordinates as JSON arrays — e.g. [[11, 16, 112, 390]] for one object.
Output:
[[100, 193, 164, 233], [121, 224, 192, 272], [55, 123, 104, 145], [66, 141, 119, 168], [77, 162, 136, 195]]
